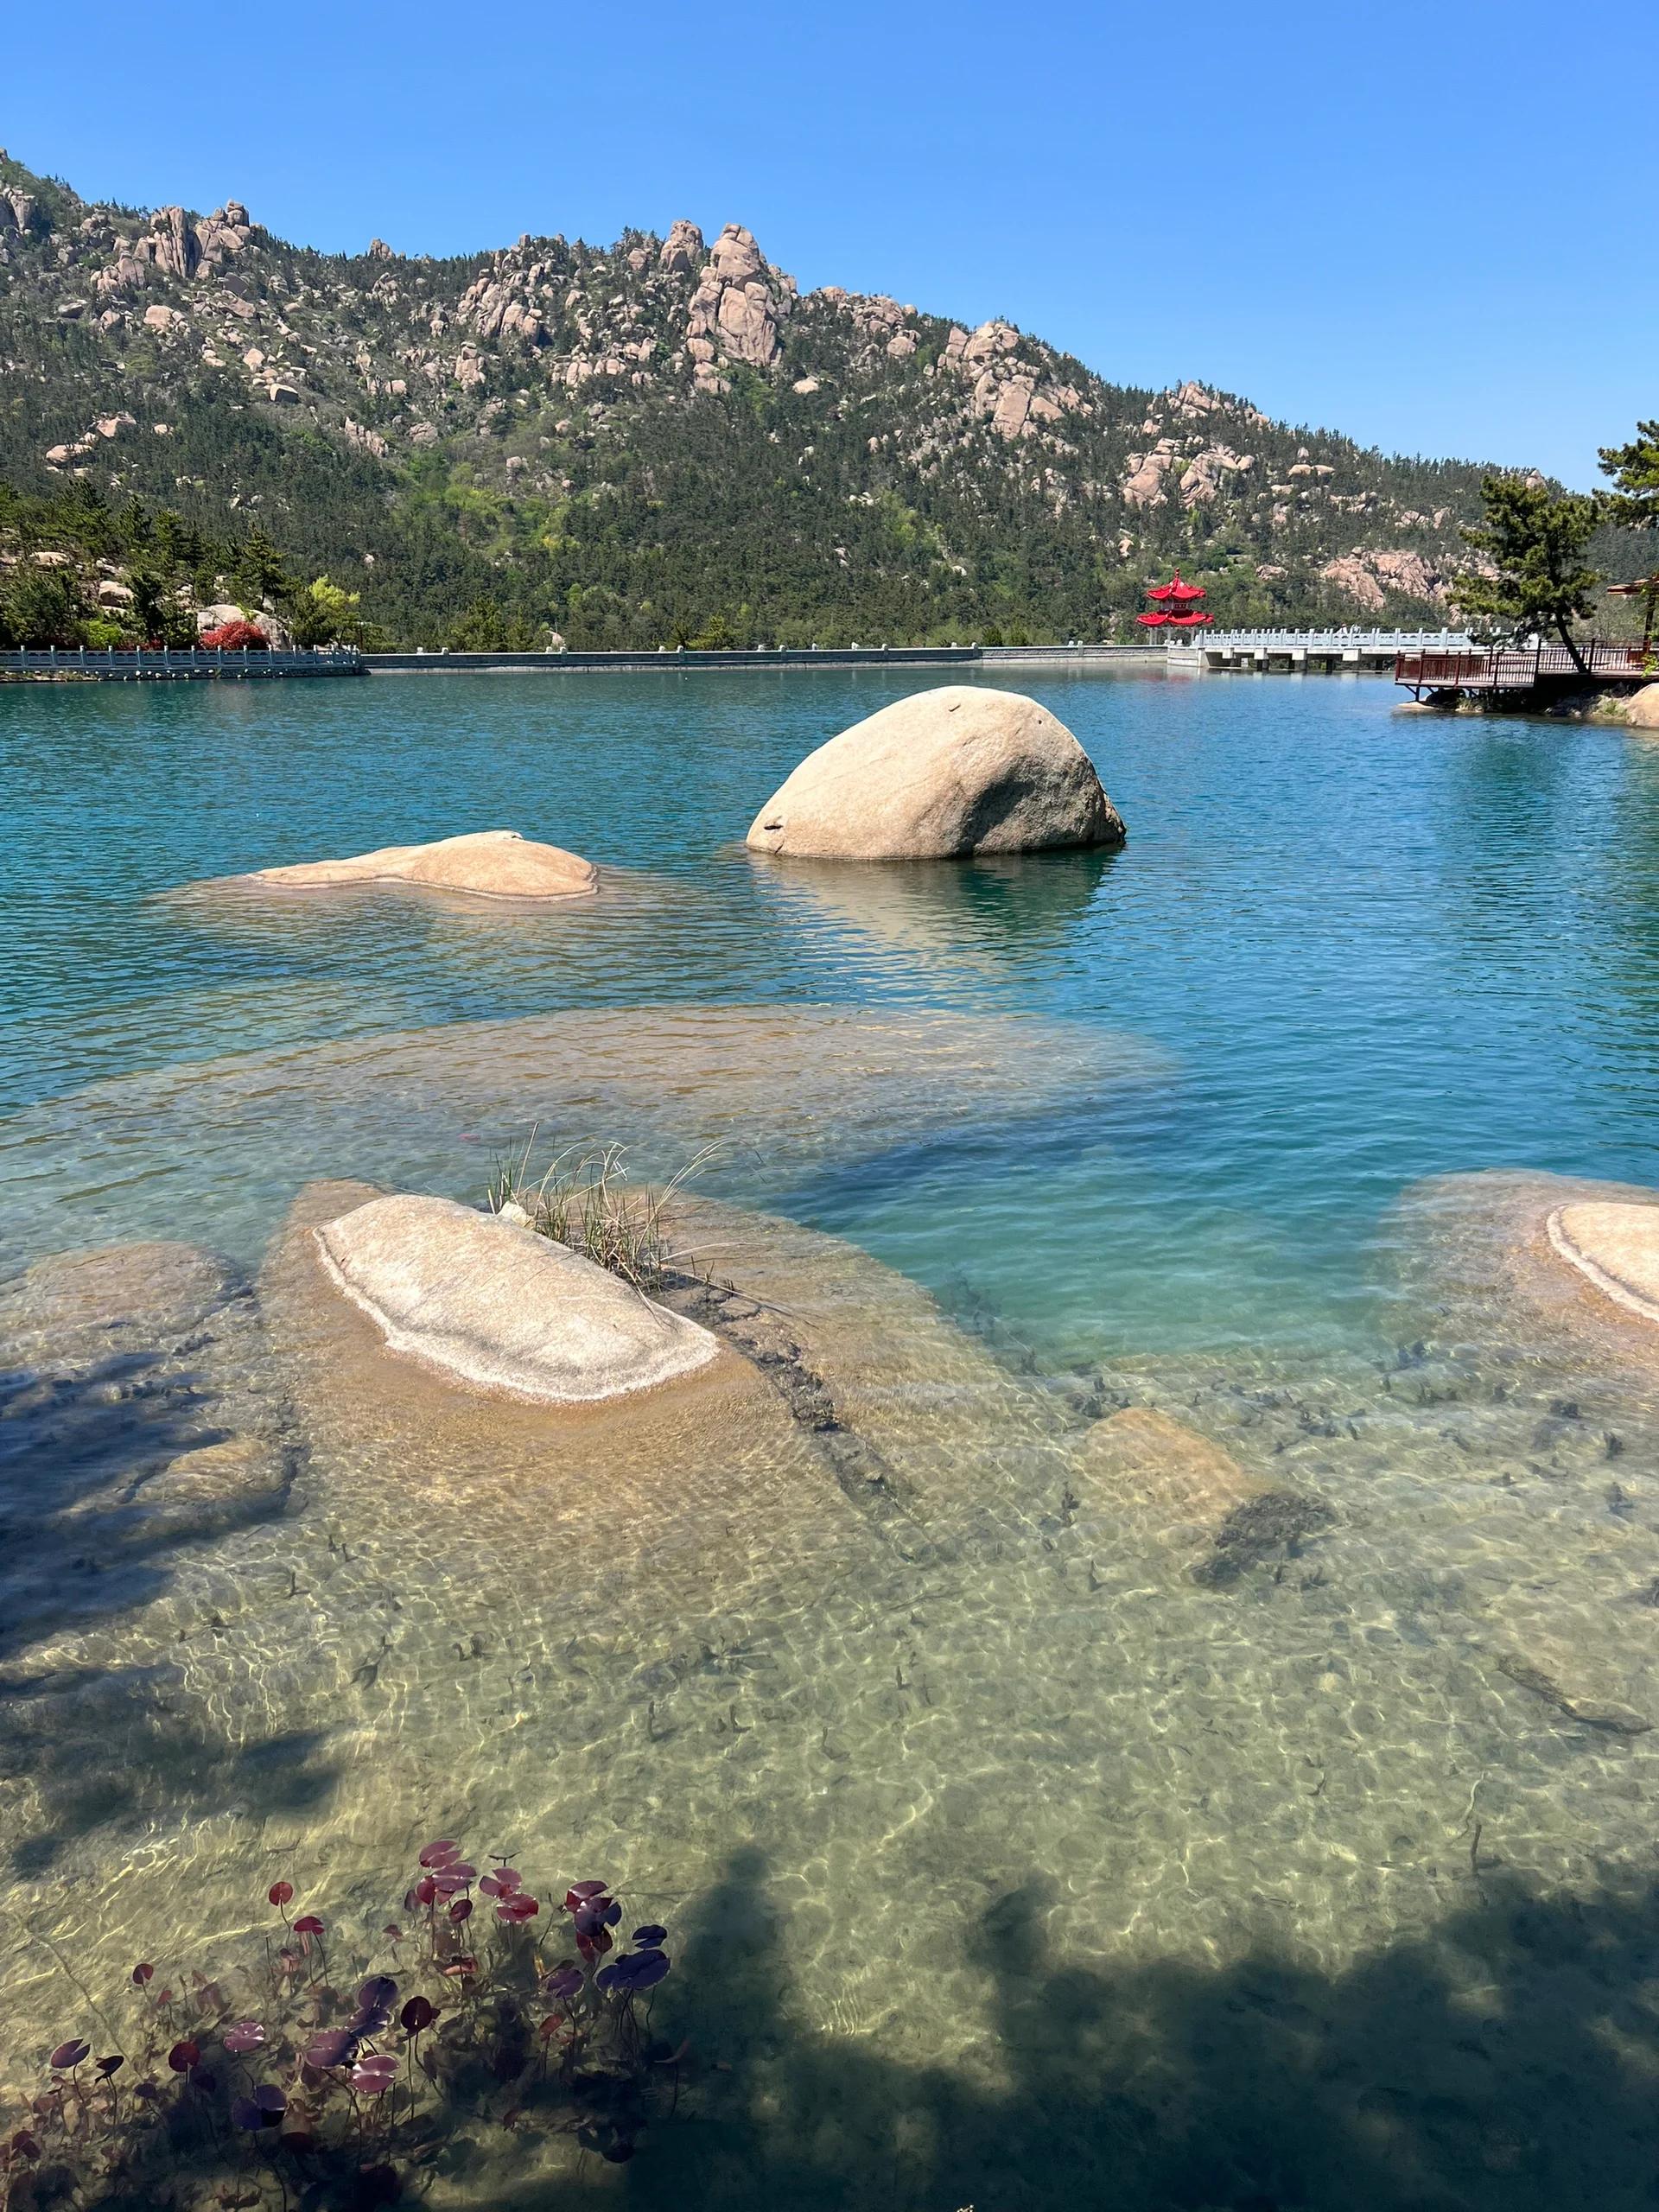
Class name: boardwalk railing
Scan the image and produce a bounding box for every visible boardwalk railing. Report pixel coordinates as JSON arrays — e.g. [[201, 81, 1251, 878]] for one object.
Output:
[[1395, 639, 1654, 692], [1206, 627, 1475, 654], [0, 645, 362, 681]]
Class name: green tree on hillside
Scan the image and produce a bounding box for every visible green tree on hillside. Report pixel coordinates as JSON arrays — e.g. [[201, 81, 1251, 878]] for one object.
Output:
[[290, 575, 370, 649], [233, 525, 291, 610], [445, 594, 538, 651], [1452, 475, 1601, 674], [688, 610, 738, 650], [0, 564, 88, 648], [124, 557, 195, 648]]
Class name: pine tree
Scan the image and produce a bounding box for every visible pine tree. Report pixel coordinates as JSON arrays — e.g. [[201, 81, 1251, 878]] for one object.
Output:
[[1452, 477, 1601, 674], [1599, 422, 1659, 652]]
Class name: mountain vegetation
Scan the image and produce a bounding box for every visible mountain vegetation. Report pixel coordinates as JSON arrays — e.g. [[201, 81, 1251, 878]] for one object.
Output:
[[0, 149, 1608, 650]]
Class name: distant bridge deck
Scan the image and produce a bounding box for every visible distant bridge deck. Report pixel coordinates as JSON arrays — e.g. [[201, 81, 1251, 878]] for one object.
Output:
[[362, 644, 1163, 675], [1184, 628, 1474, 673], [1395, 639, 1655, 696]]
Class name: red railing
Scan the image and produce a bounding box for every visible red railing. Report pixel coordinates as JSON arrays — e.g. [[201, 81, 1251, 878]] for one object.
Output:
[[1395, 639, 1653, 690]]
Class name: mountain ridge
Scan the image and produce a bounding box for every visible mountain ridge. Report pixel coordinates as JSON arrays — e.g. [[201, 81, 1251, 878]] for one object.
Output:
[[0, 151, 1508, 647]]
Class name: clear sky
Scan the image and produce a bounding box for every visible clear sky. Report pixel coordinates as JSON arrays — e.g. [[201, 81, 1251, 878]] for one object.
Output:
[[9, 0, 1650, 487]]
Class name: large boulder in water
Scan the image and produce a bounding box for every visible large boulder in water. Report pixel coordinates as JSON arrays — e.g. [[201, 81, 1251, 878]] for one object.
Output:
[[745, 686, 1126, 860], [232, 830, 597, 901], [1624, 682, 1659, 731], [314, 1193, 719, 1404]]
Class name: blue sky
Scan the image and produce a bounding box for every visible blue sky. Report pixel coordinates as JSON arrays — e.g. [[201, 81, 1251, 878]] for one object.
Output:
[[10, 0, 1650, 486]]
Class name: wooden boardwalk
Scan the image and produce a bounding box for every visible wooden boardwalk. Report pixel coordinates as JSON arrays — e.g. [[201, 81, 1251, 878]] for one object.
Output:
[[1395, 639, 1653, 697]]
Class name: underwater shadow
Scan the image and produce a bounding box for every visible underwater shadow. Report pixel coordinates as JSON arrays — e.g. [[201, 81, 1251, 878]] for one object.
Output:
[[589, 1847, 1659, 2212], [0, 1649, 340, 1878], [0, 1343, 295, 1667], [0, 1321, 316, 1876], [54, 1845, 1659, 2211]]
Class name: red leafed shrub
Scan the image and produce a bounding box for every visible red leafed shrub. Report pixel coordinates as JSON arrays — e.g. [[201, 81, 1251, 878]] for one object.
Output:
[[199, 618, 270, 651], [6, 1847, 677, 2199]]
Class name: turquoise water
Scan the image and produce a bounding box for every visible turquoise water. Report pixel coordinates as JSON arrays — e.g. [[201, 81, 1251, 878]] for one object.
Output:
[[7, 668, 1659, 2210], [5, 669, 1658, 1354]]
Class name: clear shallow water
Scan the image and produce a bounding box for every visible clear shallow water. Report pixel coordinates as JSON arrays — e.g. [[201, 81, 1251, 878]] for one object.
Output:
[[6, 671, 1659, 2208]]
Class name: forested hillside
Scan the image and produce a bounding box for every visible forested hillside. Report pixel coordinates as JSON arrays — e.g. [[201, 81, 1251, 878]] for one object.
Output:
[[0, 151, 1508, 648]]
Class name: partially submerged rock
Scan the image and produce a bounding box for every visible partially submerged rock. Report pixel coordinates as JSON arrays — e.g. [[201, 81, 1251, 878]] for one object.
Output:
[[258, 1183, 909, 1625], [1623, 682, 1659, 731], [314, 1193, 719, 1404], [1547, 1201, 1659, 1324], [227, 830, 598, 901], [746, 686, 1126, 860], [1389, 1169, 1659, 1375]]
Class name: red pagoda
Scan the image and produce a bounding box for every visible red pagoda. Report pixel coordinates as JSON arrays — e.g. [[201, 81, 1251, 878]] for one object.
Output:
[[1136, 570, 1212, 630]]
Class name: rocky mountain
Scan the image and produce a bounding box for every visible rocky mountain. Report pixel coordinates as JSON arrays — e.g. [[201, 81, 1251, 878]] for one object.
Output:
[[0, 150, 1500, 647]]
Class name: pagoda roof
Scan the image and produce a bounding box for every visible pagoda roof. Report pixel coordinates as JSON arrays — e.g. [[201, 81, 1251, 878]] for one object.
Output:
[[1146, 570, 1207, 603]]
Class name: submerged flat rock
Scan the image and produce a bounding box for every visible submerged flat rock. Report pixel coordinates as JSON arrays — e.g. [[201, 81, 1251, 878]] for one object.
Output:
[[1076, 1407, 1263, 1528], [1548, 1201, 1659, 1323], [746, 686, 1126, 860], [315, 1193, 719, 1404], [223, 829, 597, 901], [0, 1007, 1171, 1269], [1069, 1405, 1332, 1584], [0, 1238, 238, 1360]]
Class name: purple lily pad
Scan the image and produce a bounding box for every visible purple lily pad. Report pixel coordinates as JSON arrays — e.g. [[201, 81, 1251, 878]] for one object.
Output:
[[304, 2028, 356, 2069], [598, 1948, 671, 1993]]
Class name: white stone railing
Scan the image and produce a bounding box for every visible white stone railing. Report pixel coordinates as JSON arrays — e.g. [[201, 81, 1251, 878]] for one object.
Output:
[[1198, 628, 1473, 652]]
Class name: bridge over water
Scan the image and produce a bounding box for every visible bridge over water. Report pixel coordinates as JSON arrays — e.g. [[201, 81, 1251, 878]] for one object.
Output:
[[1175, 628, 1474, 674]]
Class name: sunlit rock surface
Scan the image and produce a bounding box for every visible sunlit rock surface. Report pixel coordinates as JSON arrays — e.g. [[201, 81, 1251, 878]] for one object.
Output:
[[315, 1192, 721, 1403], [1548, 1200, 1659, 1324], [205, 829, 598, 901], [747, 688, 1126, 861]]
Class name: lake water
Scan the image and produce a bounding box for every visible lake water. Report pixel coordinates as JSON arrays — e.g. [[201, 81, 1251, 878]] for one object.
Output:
[[5, 666, 1659, 2209]]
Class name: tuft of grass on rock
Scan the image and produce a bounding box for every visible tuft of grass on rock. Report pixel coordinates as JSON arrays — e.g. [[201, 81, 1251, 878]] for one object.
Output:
[[486, 1132, 720, 1294]]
